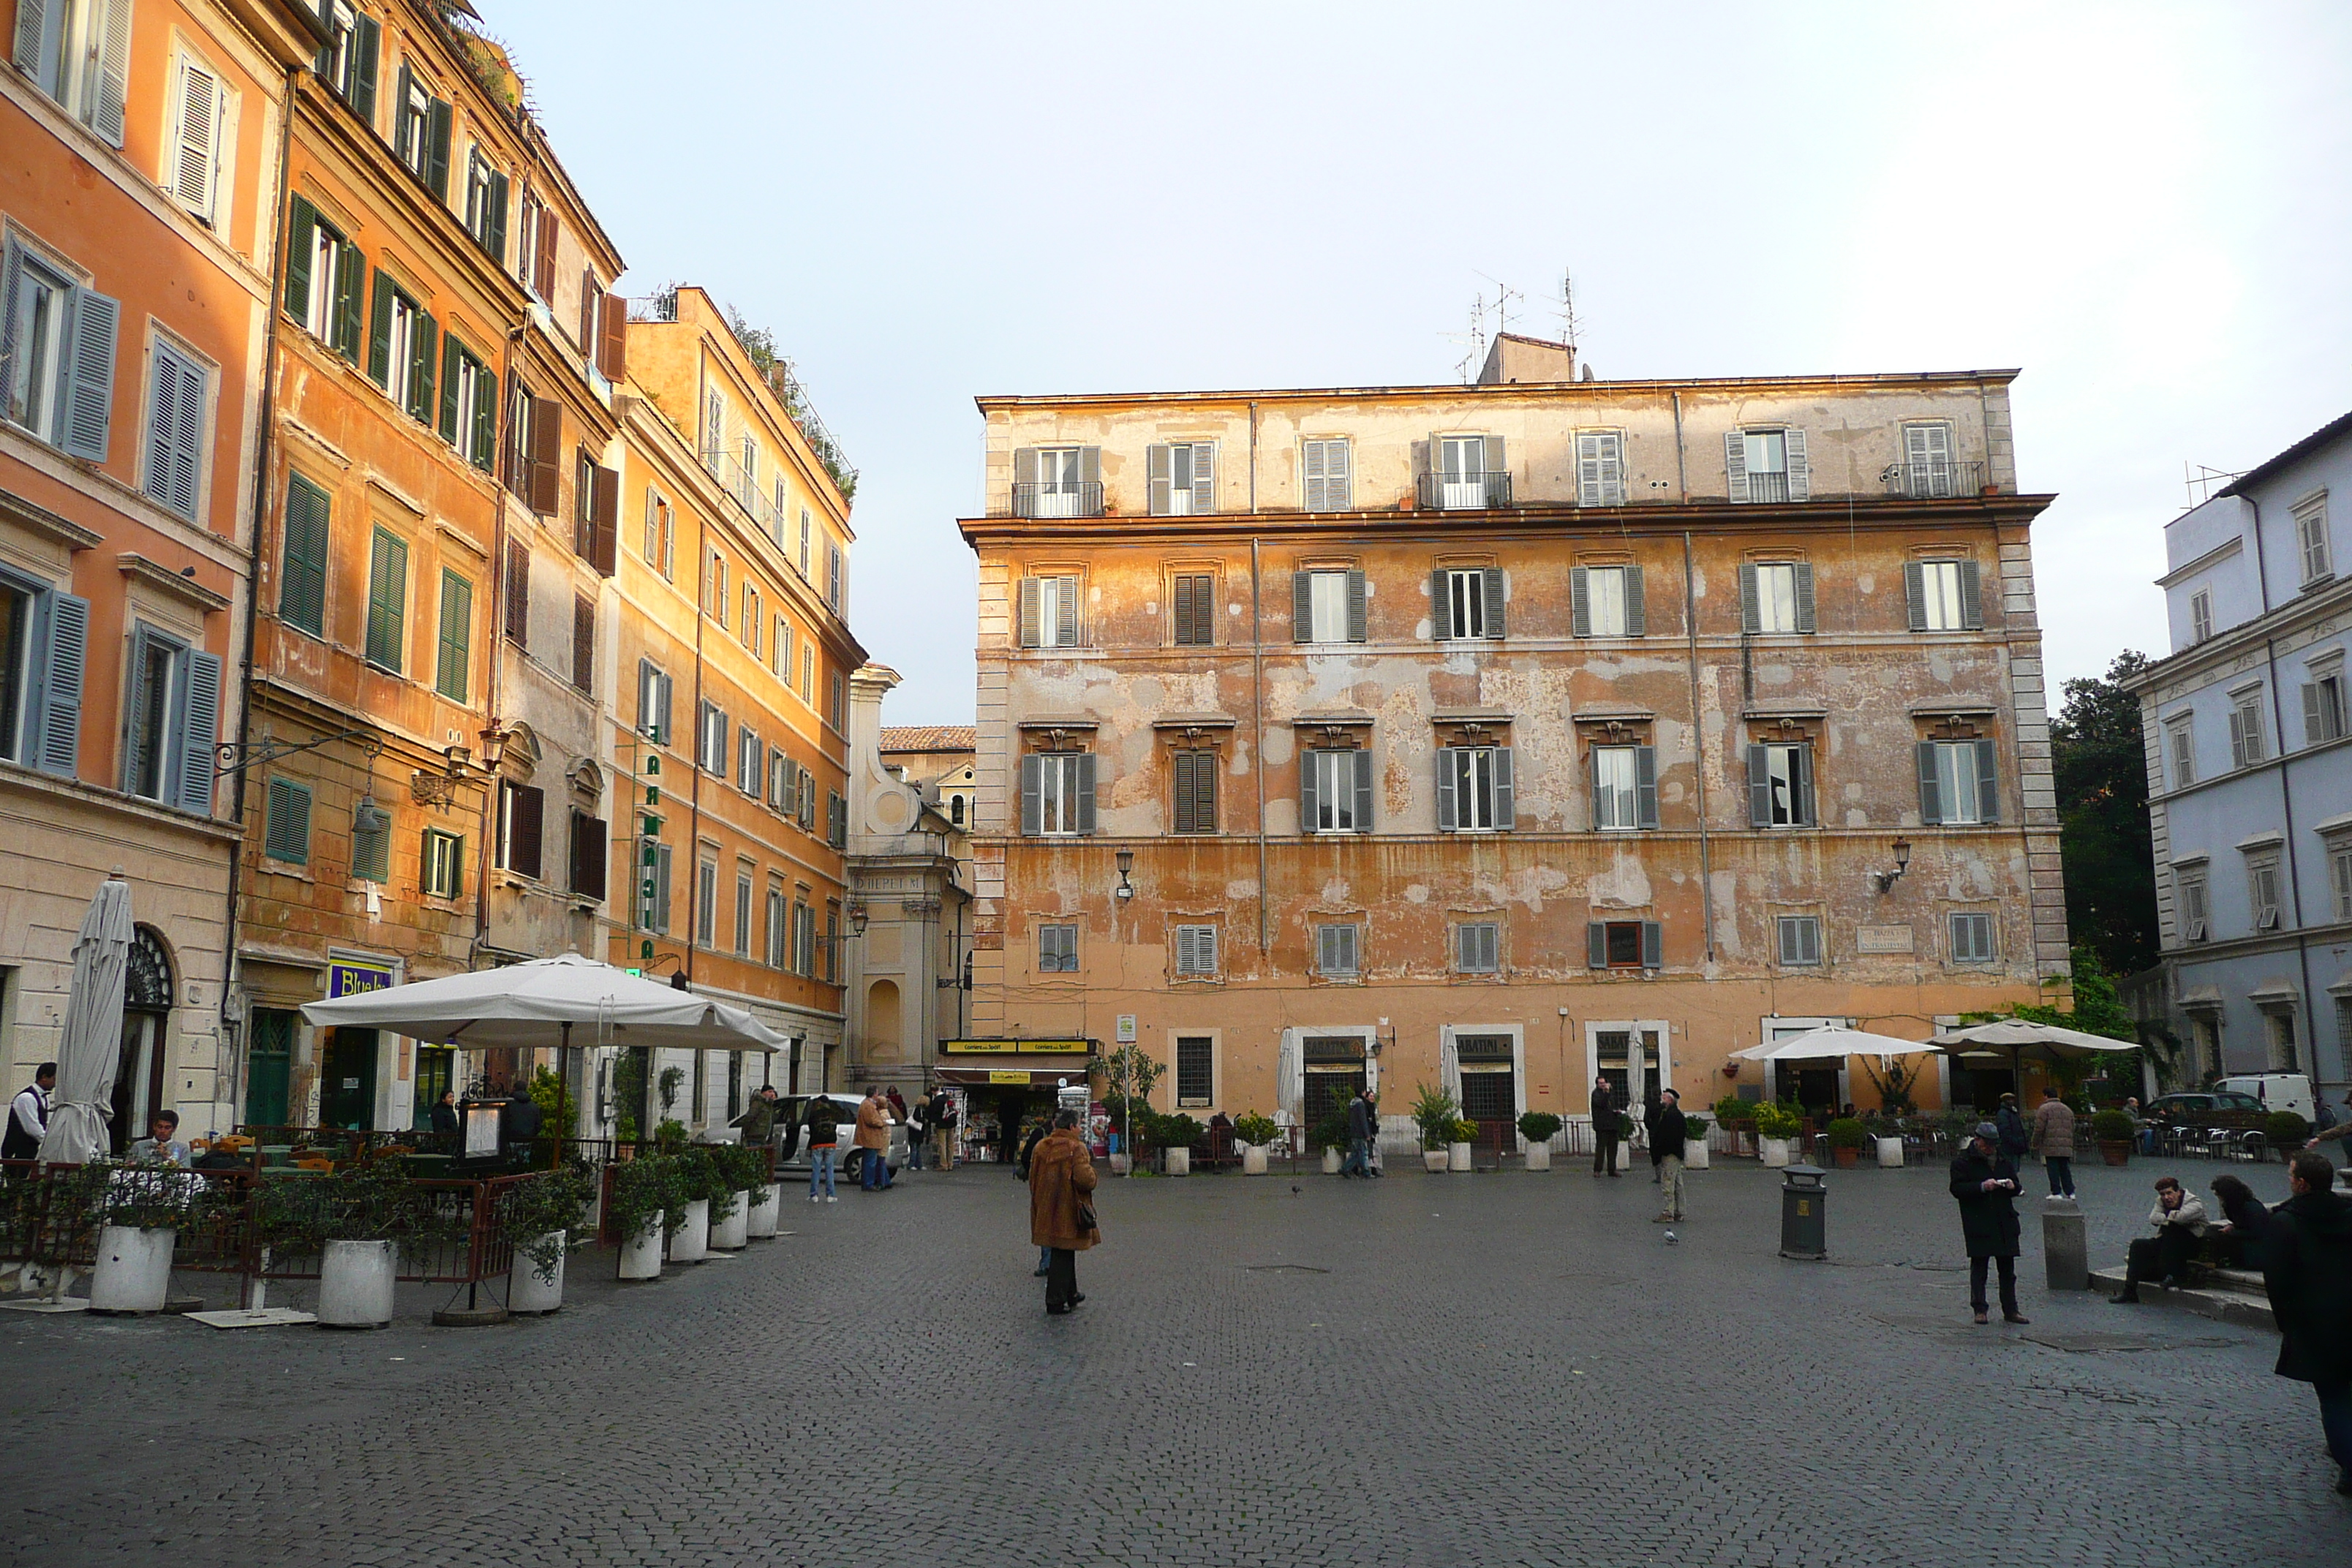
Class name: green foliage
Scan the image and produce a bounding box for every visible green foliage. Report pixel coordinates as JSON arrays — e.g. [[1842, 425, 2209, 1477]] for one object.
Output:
[[1859, 1055, 1924, 1117], [2265, 1111, 2313, 1147], [255, 1161, 451, 1253], [1233, 1112, 1280, 1147], [606, 1154, 682, 1246], [1157, 1114, 1205, 1151], [1752, 1103, 1803, 1139], [1825, 1117, 1868, 1149], [525, 1065, 577, 1140], [2090, 1108, 2136, 1143], [1309, 1107, 1352, 1153], [1518, 1112, 1564, 1143], [657, 1066, 685, 1114], [674, 1147, 739, 1224], [2050, 651, 2160, 977], [653, 1118, 688, 1153], [1681, 1115, 1709, 1139], [1098, 1042, 1166, 1129], [1448, 1117, 1479, 1143], [723, 306, 860, 504], [1410, 1083, 1460, 1150], [499, 1164, 598, 1284], [1714, 1095, 1753, 1126], [713, 1142, 772, 1203]]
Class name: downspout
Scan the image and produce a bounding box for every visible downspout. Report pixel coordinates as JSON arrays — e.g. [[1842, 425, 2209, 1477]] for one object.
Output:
[[220, 61, 302, 1120], [2245, 499, 2320, 1076], [1252, 536, 1267, 954], [685, 513, 707, 988], [1671, 391, 1689, 501], [474, 320, 528, 962], [1683, 531, 1714, 962]]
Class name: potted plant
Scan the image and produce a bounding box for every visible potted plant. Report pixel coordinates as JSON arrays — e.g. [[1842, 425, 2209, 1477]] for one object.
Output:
[[87, 1164, 205, 1315], [1411, 1084, 1459, 1172], [1234, 1113, 1279, 1176], [1157, 1113, 1203, 1177], [1097, 1041, 1165, 1177], [707, 1145, 765, 1250], [1712, 1095, 1756, 1158], [257, 1161, 443, 1328], [728, 1144, 781, 1238], [2264, 1110, 2313, 1156], [607, 1155, 680, 1281], [1518, 1112, 1562, 1172], [1310, 1107, 1352, 1175], [1825, 1117, 1868, 1169], [2091, 1108, 2136, 1165], [1447, 1117, 1477, 1172], [499, 1163, 597, 1314], [1752, 1102, 1801, 1167], [668, 1148, 728, 1261], [1680, 1114, 1711, 1171]]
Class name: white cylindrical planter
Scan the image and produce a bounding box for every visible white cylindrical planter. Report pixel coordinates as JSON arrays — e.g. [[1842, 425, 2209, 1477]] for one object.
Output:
[[1109, 1152, 1132, 1175], [1875, 1136, 1905, 1169], [709, 1195, 750, 1251], [1525, 1143, 1552, 1172], [1241, 1145, 1268, 1175], [1447, 1142, 1474, 1172], [618, 1226, 664, 1281], [317, 1239, 396, 1329], [1760, 1137, 1793, 1169], [1322, 1147, 1343, 1175], [508, 1235, 566, 1313], [1163, 1147, 1191, 1177], [90, 1225, 175, 1314], [746, 1186, 780, 1238], [668, 1199, 710, 1263], [1684, 1139, 1710, 1171]]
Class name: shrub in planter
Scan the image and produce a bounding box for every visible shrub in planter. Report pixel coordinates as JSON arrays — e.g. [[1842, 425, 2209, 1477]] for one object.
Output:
[[713, 1143, 771, 1204], [675, 1148, 739, 1226], [1309, 1107, 1352, 1155], [1518, 1112, 1564, 1145], [1825, 1117, 1866, 1148], [605, 1155, 683, 1249], [1156, 1114, 1204, 1153], [2265, 1110, 2313, 1150], [498, 1164, 598, 1286], [1410, 1084, 1460, 1150], [1713, 1096, 1752, 1128], [1752, 1103, 1802, 1140], [255, 1160, 448, 1258], [1683, 1115, 1710, 1140], [1233, 1113, 1280, 1150]]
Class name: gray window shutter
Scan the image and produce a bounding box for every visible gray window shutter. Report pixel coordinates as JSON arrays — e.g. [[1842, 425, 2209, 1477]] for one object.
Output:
[[1078, 446, 1101, 494], [657, 672, 672, 746], [10, 0, 46, 82], [1746, 744, 1771, 826], [1300, 749, 1319, 832], [2227, 706, 2247, 769], [37, 591, 88, 777], [1793, 562, 1816, 633], [2306, 683, 2326, 746], [1587, 922, 1607, 969], [1292, 570, 1313, 642], [1572, 566, 1591, 636], [121, 625, 159, 793], [93, 0, 129, 145], [1641, 921, 1662, 970], [283, 197, 315, 325], [1074, 753, 1098, 834], [1147, 444, 1171, 515], [1430, 568, 1450, 639], [1482, 568, 1505, 638], [145, 345, 203, 520], [60, 287, 118, 461], [1191, 442, 1215, 513], [1587, 746, 1603, 831], [1493, 746, 1515, 829], [1959, 559, 1983, 629], [1904, 562, 1927, 631], [1916, 742, 1943, 825], [1624, 565, 1647, 636], [1739, 562, 1760, 633], [1019, 755, 1041, 836], [1345, 569, 1367, 642], [1352, 747, 1373, 830], [1635, 745, 1658, 829], [1794, 746, 1815, 826], [1485, 434, 1505, 479], [1784, 429, 1809, 501], [1435, 747, 1458, 832], [1011, 446, 1037, 512], [175, 649, 221, 815], [1972, 739, 1999, 823], [1017, 577, 1040, 648], [1725, 431, 1749, 503], [1055, 575, 1079, 646]]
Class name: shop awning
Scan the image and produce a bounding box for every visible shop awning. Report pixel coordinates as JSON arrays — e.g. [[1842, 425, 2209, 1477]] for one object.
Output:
[[938, 1064, 1095, 1088]]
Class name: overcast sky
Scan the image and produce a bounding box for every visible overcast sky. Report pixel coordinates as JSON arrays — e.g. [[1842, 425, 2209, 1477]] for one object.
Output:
[[494, 0, 2351, 725]]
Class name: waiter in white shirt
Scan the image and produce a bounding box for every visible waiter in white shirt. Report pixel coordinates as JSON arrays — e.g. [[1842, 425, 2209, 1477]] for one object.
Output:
[[4, 1063, 56, 1163]]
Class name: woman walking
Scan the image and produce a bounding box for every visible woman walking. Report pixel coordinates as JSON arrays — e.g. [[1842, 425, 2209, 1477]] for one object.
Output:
[[1028, 1109, 1101, 1316]]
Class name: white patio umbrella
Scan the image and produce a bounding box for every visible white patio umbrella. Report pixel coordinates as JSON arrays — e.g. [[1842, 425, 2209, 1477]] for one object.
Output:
[[1927, 1018, 2141, 1061], [1729, 1025, 1937, 1062], [37, 875, 132, 1165], [300, 953, 786, 1052]]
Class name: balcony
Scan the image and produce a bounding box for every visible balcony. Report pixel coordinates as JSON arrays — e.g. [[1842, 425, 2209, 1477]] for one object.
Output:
[[1417, 471, 1513, 510], [1882, 460, 1986, 500], [1011, 481, 1104, 519]]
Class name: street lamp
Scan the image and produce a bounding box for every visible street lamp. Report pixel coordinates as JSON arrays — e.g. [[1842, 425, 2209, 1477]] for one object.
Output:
[[1872, 838, 1912, 893], [1114, 848, 1135, 902]]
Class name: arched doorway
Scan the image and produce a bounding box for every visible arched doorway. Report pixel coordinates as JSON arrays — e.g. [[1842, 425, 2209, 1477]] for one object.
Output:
[[864, 979, 902, 1063], [111, 926, 173, 1154]]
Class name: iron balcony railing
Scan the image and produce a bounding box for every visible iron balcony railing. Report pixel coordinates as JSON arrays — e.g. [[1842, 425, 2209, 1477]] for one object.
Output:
[[1744, 470, 1792, 504], [1882, 459, 1986, 500], [1011, 480, 1105, 519], [1417, 471, 1514, 510]]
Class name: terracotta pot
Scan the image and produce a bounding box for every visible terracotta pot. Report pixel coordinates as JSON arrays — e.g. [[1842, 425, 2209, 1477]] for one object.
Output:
[[1831, 1145, 1859, 1169], [2099, 1141, 2131, 1166]]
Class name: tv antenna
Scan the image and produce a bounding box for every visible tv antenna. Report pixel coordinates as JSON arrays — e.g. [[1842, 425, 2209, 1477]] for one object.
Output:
[[1556, 266, 1583, 356], [2183, 461, 2244, 509]]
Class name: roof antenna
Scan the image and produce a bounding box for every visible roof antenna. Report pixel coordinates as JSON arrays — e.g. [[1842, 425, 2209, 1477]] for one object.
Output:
[[1556, 266, 1583, 357]]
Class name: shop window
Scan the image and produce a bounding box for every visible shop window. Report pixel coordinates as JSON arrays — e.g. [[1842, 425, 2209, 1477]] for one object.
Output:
[[1175, 1037, 1213, 1107]]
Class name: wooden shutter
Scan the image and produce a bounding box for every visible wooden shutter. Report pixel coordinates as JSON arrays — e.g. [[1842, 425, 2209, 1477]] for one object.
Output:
[[1435, 747, 1458, 831], [528, 395, 561, 514], [93, 0, 129, 145], [1017, 576, 1041, 647], [509, 783, 545, 878], [1292, 571, 1313, 642], [1011, 446, 1038, 513], [145, 344, 203, 519], [1074, 753, 1098, 834], [570, 813, 608, 900], [590, 466, 619, 576], [1020, 754, 1042, 836], [1570, 566, 1590, 637], [1959, 559, 1983, 628], [532, 207, 559, 299], [484, 170, 509, 264], [1172, 751, 1194, 832], [505, 539, 529, 649], [1793, 746, 1815, 826], [1429, 569, 1451, 639], [470, 363, 497, 470], [1587, 923, 1607, 968], [279, 475, 330, 636], [264, 777, 310, 863], [1635, 745, 1659, 829], [1147, 444, 1171, 515], [173, 59, 219, 219], [1303, 439, 1328, 510], [282, 197, 315, 324], [573, 595, 595, 692], [1078, 446, 1101, 500], [1575, 432, 1602, 506], [366, 271, 393, 386], [434, 571, 472, 701], [1784, 429, 1809, 501], [1793, 562, 1817, 632], [12, 4, 46, 85], [407, 310, 437, 423], [1345, 569, 1367, 641], [2306, 684, 2327, 746], [1299, 749, 1319, 832], [59, 287, 118, 461], [437, 336, 462, 442], [1640, 921, 1662, 969], [1623, 565, 1646, 636], [1972, 739, 1999, 823], [1904, 562, 1927, 630], [1493, 747, 1515, 829], [31, 588, 83, 779], [1746, 744, 1772, 826], [174, 649, 222, 816], [1724, 431, 1749, 503], [1191, 751, 1215, 833], [1482, 568, 1506, 638], [350, 15, 380, 120], [1055, 575, 1079, 647], [599, 293, 628, 382], [1916, 742, 1943, 825], [331, 243, 363, 362], [424, 97, 452, 200], [1190, 442, 1215, 513], [1352, 748, 1373, 831], [1738, 562, 1760, 633], [365, 529, 406, 669]]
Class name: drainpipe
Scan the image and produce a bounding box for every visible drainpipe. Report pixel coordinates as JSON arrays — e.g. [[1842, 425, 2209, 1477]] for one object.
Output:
[[685, 511, 707, 988], [1252, 536, 1267, 954], [1682, 531, 1714, 962], [1671, 391, 1689, 501]]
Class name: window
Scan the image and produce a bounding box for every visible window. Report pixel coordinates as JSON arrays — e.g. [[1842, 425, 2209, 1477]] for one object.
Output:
[[440, 339, 496, 470], [462, 151, 508, 264], [772, 615, 791, 676], [119, 625, 218, 813], [1917, 739, 1997, 826], [1018, 575, 1081, 648], [738, 727, 762, 796], [791, 900, 815, 974], [2190, 589, 2214, 644], [1303, 437, 1351, 511], [704, 552, 728, 625], [950, 796, 965, 826], [274, 473, 332, 638], [635, 658, 673, 744], [1747, 742, 1816, 828], [1147, 442, 1215, 516], [1039, 924, 1079, 974], [1949, 912, 1995, 964], [695, 859, 717, 946], [263, 776, 311, 864], [1575, 431, 1625, 507], [1741, 561, 1814, 633], [799, 508, 813, 576], [0, 568, 83, 771], [1592, 745, 1658, 831], [1437, 746, 1513, 832], [366, 274, 435, 423], [169, 52, 231, 228], [1014, 445, 1097, 518], [2265, 1008, 2300, 1074], [506, 385, 558, 513], [1587, 920, 1662, 970], [434, 570, 471, 702], [741, 585, 760, 650], [1727, 428, 1806, 503], [1433, 568, 1504, 641], [1303, 747, 1372, 834], [1428, 434, 1504, 510], [1571, 565, 1644, 638], [1455, 921, 1499, 975], [735, 872, 753, 957], [642, 488, 674, 577], [1776, 916, 1823, 967], [351, 797, 389, 883], [2304, 669, 2348, 747], [1, 241, 116, 459], [421, 828, 463, 899], [825, 543, 845, 614], [363, 527, 407, 671], [2228, 689, 2267, 769], [2330, 837, 2352, 922], [315, 1, 379, 118], [284, 200, 362, 362], [570, 595, 595, 695], [2294, 494, 2332, 585], [1020, 753, 1096, 836], [799, 643, 814, 700], [575, 451, 618, 576], [698, 701, 728, 774], [136, 342, 208, 521], [496, 780, 544, 878], [13, 0, 131, 143], [1294, 568, 1365, 643], [391, 64, 451, 198], [1175, 925, 1219, 978], [1172, 750, 1218, 834], [765, 889, 787, 968], [2249, 856, 2282, 930], [1315, 923, 1360, 979], [1175, 1036, 1213, 1107], [796, 764, 816, 829], [2166, 717, 2195, 790], [830, 671, 847, 732], [1906, 559, 1983, 632], [638, 840, 671, 934], [2177, 867, 2209, 943], [827, 790, 848, 850], [1896, 422, 1959, 497], [565, 813, 606, 902], [1171, 573, 1215, 647]]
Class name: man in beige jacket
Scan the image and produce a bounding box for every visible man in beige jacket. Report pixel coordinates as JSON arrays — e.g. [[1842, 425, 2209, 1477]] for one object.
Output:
[[2030, 1088, 2078, 1199], [854, 1087, 895, 1191]]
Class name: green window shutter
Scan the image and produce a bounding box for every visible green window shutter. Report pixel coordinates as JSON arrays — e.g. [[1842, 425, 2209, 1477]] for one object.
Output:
[[1641, 921, 1663, 970], [1904, 562, 1927, 631], [1972, 739, 1999, 823], [1746, 745, 1771, 826], [1345, 569, 1367, 642], [1299, 749, 1319, 832], [1493, 747, 1515, 829], [1482, 568, 1506, 638], [484, 170, 509, 264], [1292, 571, 1313, 642], [436, 570, 472, 701], [365, 527, 407, 670], [1623, 565, 1646, 636], [1793, 562, 1817, 633], [1435, 747, 1458, 831], [283, 197, 316, 325], [1019, 754, 1041, 836], [1738, 562, 1760, 632], [331, 241, 363, 363], [1959, 559, 1984, 629], [472, 363, 497, 470], [1352, 748, 1373, 830], [265, 777, 312, 864], [1430, 568, 1450, 639], [1074, 753, 1098, 834], [424, 98, 452, 200], [279, 473, 330, 637], [366, 270, 393, 387], [1635, 745, 1659, 829], [350, 15, 380, 121], [1587, 923, 1607, 969], [1570, 566, 1590, 637], [408, 311, 437, 423], [438, 334, 461, 441]]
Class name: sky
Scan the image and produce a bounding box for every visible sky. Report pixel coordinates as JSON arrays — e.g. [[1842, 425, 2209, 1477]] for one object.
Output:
[[490, 0, 2352, 726]]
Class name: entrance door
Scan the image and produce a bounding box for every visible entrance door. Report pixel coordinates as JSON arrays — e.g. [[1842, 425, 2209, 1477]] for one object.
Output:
[[320, 1028, 379, 1129], [1455, 1035, 1516, 1152], [411, 1047, 454, 1131], [245, 1009, 295, 1126], [110, 1011, 167, 1155]]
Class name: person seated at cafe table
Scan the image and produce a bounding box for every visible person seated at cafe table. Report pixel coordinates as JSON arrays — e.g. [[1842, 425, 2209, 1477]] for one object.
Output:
[[127, 1110, 192, 1168]]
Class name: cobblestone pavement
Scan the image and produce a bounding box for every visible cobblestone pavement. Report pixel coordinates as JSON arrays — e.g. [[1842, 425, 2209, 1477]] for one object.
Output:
[[1, 1153, 2337, 1568]]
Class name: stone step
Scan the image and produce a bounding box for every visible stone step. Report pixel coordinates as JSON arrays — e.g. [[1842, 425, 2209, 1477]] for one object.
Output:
[[2087, 1267, 2275, 1331]]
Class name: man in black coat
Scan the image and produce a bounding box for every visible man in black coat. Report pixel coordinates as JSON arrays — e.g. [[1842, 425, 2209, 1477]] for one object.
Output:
[[1643, 1093, 1665, 1184], [1652, 1089, 1689, 1224], [2261, 1152, 2352, 1494], [1949, 1122, 2029, 1325], [1341, 1090, 1372, 1178], [1590, 1078, 1619, 1177]]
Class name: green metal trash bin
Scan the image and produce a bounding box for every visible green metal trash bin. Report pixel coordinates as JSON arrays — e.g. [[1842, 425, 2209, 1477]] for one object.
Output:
[[1780, 1164, 1827, 1259]]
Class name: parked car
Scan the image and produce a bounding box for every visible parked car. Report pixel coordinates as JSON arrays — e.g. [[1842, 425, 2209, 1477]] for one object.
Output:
[[2143, 1090, 2269, 1153], [2215, 1072, 2315, 1123], [767, 1093, 901, 1181]]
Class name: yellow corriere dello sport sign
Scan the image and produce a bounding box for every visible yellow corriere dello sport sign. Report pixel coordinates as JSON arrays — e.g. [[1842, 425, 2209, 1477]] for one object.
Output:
[[942, 1039, 1092, 1055]]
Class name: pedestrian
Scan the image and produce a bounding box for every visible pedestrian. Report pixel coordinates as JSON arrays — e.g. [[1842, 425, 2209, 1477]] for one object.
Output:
[[1341, 1088, 1372, 1178], [855, 1086, 894, 1191], [1994, 1091, 2030, 1171], [2111, 1175, 2208, 1303], [1949, 1122, 2030, 1325], [501, 1077, 542, 1161], [2255, 1152, 2352, 1496], [1643, 1092, 1665, 1184], [2210, 1174, 2279, 1271], [1362, 1091, 1384, 1176], [2030, 1086, 2077, 1199], [729, 1084, 779, 1150], [804, 1094, 842, 1202], [1028, 1107, 1101, 1316], [1016, 1116, 1049, 1180], [886, 1085, 909, 1131], [4, 1063, 56, 1164], [1591, 1077, 1619, 1177], [1652, 1088, 1689, 1224], [905, 1092, 928, 1171], [927, 1087, 958, 1169], [429, 1088, 459, 1138], [127, 1110, 192, 1167]]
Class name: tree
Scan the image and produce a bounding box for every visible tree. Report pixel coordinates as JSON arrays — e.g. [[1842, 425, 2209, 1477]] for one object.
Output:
[[2049, 650, 2159, 977]]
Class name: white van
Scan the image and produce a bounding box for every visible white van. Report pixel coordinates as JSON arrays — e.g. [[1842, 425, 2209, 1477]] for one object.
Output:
[[2216, 1073, 2315, 1123]]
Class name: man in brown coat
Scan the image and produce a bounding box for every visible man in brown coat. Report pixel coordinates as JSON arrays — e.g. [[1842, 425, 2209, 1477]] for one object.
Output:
[[2030, 1087, 2078, 1199], [1028, 1108, 1101, 1315], [854, 1087, 894, 1191]]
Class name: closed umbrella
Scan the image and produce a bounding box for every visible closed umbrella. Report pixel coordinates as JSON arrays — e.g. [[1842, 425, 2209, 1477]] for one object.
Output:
[[38, 875, 132, 1165]]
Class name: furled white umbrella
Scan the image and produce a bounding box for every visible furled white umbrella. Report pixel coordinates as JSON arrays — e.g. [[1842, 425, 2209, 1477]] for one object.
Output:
[[37, 875, 132, 1165], [300, 952, 785, 1052], [1730, 1025, 1938, 1063]]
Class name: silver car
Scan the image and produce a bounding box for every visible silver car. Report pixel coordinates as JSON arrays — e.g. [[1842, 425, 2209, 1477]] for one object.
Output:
[[769, 1093, 902, 1183]]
